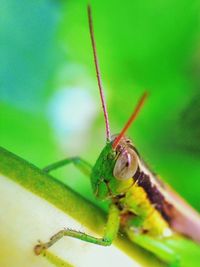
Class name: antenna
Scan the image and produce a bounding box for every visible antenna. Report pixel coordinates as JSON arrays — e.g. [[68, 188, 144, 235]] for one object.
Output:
[[112, 92, 148, 149], [87, 5, 111, 141]]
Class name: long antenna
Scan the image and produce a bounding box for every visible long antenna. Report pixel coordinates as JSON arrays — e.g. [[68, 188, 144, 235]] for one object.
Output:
[[112, 92, 148, 149], [87, 5, 111, 141]]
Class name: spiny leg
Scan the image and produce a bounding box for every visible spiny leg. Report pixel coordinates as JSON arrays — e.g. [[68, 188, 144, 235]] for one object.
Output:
[[34, 204, 120, 255], [43, 157, 92, 177]]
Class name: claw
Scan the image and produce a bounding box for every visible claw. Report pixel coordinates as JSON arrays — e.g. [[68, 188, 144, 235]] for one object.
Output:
[[34, 243, 46, 255]]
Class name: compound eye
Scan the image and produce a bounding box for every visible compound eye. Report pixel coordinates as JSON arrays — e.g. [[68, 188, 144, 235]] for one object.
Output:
[[113, 150, 138, 180]]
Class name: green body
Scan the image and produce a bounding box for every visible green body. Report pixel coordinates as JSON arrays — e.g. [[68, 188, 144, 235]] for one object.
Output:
[[91, 141, 200, 266], [34, 140, 200, 267]]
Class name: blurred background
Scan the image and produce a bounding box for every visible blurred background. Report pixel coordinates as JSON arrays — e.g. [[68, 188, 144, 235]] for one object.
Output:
[[1, 0, 200, 212]]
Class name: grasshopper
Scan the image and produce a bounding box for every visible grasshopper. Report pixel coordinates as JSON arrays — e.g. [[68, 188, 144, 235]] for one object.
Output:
[[34, 5, 200, 267]]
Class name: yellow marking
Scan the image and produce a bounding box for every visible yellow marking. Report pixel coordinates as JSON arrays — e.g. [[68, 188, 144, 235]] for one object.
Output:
[[120, 183, 171, 237]]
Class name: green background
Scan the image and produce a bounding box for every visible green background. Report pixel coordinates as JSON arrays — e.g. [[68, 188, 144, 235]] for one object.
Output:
[[1, 0, 200, 212]]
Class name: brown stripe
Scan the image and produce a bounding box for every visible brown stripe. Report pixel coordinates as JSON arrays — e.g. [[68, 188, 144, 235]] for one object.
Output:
[[134, 169, 173, 223]]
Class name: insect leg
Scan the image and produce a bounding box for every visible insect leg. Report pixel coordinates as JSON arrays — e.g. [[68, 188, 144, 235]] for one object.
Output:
[[125, 228, 180, 266], [43, 157, 92, 177], [34, 204, 120, 255]]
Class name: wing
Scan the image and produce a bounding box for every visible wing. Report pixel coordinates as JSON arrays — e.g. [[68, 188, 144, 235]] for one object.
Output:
[[162, 182, 200, 243], [138, 159, 200, 243]]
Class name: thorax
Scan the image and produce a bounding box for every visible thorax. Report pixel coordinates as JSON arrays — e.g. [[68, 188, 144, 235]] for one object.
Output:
[[112, 174, 172, 237]]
